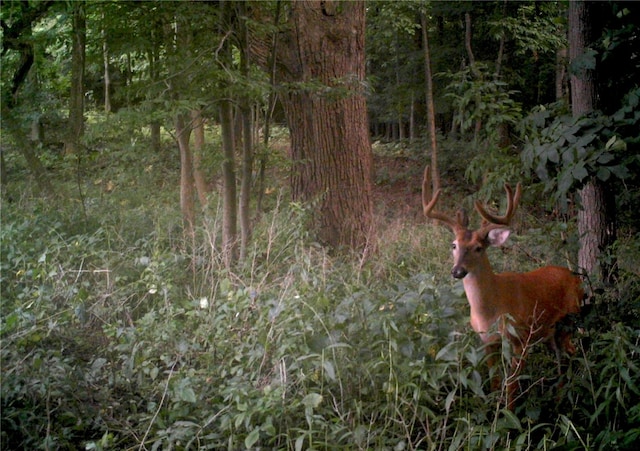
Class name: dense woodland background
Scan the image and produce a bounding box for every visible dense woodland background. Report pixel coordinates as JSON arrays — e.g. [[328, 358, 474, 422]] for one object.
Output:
[[1, 1, 639, 449]]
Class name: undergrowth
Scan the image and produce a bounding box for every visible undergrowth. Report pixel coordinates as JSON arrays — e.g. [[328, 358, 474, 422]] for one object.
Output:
[[1, 141, 639, 450]]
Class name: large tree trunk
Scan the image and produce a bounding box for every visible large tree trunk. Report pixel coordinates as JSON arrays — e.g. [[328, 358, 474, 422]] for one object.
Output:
[[1, 1, 55, 196], [569, 0, 617, 288], [64, 1, 86, 155], [2, 111, 54, 196], [276, 0, 374, 250]]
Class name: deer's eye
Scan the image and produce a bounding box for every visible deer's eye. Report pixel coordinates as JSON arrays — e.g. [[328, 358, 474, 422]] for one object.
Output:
[[474, 245, 483, 253], [451, 243, 457, 250]]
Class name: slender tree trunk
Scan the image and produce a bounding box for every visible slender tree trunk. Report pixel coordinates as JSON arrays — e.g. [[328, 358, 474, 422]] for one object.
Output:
[[421, 12, 440, 192], [215, 1, 239, 266], [176, 113, 195, 238], [276, 0, 374, 250], [464, 12, 482, 141], [256, 1, 282, 214], [409, 93, 415, 143], [464, 12, 479, 77], [0, 149, 6, 195], [239, 105, 253, 261], [555, 47, 568, 102], [493, 0, 507, 81], [238, 4, 254, 261], [125, 52, 132, 106], [64, 1, 86, 155], [102, 12, 111, 113], [190, 109, 209, 209], [171, 17, 197, 240], [220, 98, 238, 266], [569, 0, 617, 288], [149, 18, 162, 152]]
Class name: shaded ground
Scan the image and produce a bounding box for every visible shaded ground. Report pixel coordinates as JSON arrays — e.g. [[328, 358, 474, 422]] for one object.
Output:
[[372, 155, 425, 223]]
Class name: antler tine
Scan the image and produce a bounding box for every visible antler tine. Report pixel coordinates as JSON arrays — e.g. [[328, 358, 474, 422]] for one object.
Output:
[[475, 182, 522, 226], [422, 165, 461, 230]]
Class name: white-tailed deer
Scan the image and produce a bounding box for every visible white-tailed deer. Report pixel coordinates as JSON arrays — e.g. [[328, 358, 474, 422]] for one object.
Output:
[[422, 166, 582, 410]]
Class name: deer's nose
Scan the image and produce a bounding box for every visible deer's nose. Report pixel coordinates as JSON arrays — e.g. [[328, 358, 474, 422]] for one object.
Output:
[[451, 266, 468, 279]]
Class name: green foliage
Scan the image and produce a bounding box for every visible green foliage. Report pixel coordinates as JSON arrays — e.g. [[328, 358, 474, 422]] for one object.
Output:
[[465, 145, 525, 201], [493, 3, 565, 57], [444, 64, 523, 144], [569, 323, 640, 450], [520, 87, 640, 210], [3, 161, 639, 449]]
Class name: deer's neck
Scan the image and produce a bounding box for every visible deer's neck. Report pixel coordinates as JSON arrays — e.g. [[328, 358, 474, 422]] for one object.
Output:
[[462, 260, 502, 337]]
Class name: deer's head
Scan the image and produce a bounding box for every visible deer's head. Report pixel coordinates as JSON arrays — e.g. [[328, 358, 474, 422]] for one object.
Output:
[[421, 166, 522, 279]]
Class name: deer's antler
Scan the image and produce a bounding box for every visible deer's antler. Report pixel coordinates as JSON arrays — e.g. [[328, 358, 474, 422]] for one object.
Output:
[[475, 182, 522, 236], [422, 165, 467, 231]]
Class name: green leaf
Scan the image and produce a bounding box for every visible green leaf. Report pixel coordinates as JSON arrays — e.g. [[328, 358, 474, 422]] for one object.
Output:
[[597, 152, 615, 164], [609, 164, 630, 179], [572, 163, 589, 181], [558, 170, 573, 196], [500, 409, 523, 430], [562, 147, 576, 164], [436, 341, 459, 361], [322, 360, 336, 381], [605, 135, 618, 150], [180, 387, 197, 403], [596, 167, 611, 181], [545, 147, 559, 163], [245, 427, 260, 449], [575, 133, 596, 148], [302, 393, 323, 409], [445, 390, 456, 412]]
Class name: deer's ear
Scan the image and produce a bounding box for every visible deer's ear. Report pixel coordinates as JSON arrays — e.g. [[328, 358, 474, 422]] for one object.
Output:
[[486, 228, 511, 247]]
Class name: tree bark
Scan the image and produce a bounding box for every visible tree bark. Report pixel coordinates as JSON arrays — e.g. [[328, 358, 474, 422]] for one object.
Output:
[[102, 12, 111, 113], [555, 47, 568, 102], [421, 12, 440, 192], [239, 105, 253, 261], [176, 113, 195, 239], [569, 0, 617, 287], [220, 98, 238, 266], [149, 17, 162, 152], [190, 110, 209, 209], [2, 111, 55, 196], [464, 11, 482, 140], [255, 0, 282, 214], [276, 0, 374, 250], [64, 1, 86, 155], [1, 1, 55, 196], [237, 2, 254, 261]]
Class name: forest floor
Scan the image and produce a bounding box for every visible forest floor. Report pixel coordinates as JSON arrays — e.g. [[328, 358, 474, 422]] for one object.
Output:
[[372, 154, 425, 223]]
